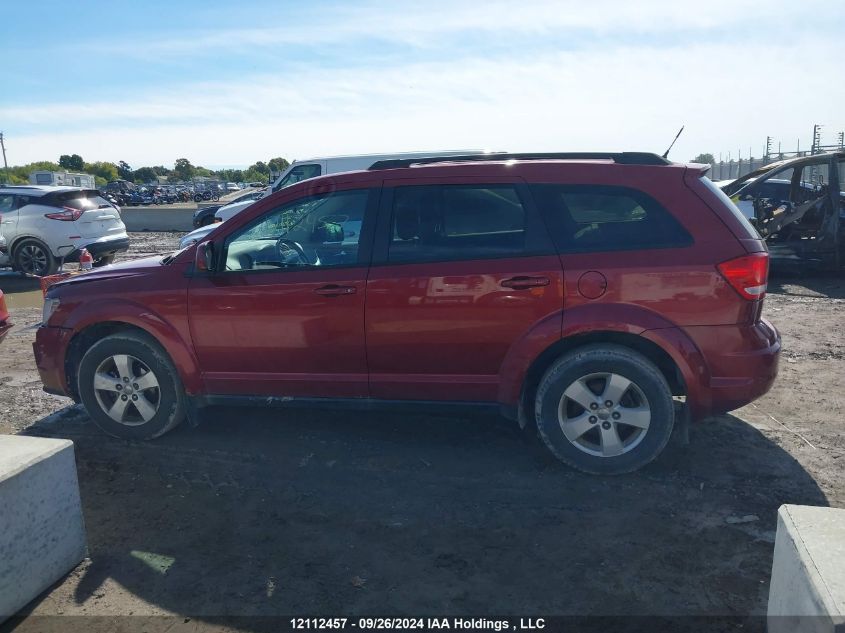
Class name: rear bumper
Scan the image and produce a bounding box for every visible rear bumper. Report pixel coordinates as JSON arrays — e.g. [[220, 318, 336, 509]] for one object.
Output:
[[33, 326, 74, 396], [685, 318, 781, 417]]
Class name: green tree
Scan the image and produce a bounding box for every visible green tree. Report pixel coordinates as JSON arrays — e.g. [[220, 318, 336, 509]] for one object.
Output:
[[692, 153, 715, 164], [58, 154, 85, 171], [133, 167, 158, 183], [217, 168, 245, 182], [268, 157, 289, 174], [117, 161, 132, 180], [84, 161, 119, 182], [249, 161, 270, 175], [173, 158, 195, 182], [243, 168, 270, 184]]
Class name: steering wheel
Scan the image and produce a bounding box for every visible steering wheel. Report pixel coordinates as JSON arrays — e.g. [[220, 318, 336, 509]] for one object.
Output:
[[275, 238, 311, 265]]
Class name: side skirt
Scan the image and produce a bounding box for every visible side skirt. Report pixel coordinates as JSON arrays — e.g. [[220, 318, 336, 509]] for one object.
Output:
[[186, 394, 507, 421]]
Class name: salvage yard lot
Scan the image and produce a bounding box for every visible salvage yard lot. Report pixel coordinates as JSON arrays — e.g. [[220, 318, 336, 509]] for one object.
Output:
[[1, 232, 844, 628]]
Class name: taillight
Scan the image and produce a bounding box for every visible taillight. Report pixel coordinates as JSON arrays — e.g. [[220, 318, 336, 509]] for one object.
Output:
[[717, 252, 769, 300], [44, 207, 83, 221]]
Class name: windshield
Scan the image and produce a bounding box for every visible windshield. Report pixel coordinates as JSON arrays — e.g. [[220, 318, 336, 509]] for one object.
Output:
[[272, 163, 322, 192]]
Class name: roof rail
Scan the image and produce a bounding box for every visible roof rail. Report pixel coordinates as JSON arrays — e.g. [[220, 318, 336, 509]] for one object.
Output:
[[368, 152, 670, 170]]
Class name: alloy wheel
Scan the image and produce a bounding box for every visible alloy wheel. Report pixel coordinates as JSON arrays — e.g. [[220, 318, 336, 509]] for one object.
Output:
[[18, 244, 49, 275], [92, 354, 161, 426], [557, 372, 651, 457]]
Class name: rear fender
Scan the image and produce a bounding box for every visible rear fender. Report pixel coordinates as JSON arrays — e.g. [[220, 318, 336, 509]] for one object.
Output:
[[498, 303, 709, 419]]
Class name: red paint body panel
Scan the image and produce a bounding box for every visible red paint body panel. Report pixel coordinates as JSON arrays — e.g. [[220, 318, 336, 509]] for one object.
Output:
[[366, 255, 564, 401], [188, 267, 369, 397], [33, 158, 780, 422], [0, 290, 9, 344]]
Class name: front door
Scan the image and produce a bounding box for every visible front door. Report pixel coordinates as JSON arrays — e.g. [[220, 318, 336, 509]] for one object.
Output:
[[365, 178, 563, 402], [188, 184, 378, 398]]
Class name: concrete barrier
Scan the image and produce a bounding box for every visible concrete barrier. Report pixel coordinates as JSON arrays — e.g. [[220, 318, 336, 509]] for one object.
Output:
[[121, 207, 195, 232], [0, 436, 87, 621], [768, 505, 845, 633]]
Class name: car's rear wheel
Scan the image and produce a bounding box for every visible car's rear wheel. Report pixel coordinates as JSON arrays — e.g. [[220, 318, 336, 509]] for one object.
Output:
[[535, 344, 674, 475], [13, 239, 57, 276], [78, 332, 186, 440]]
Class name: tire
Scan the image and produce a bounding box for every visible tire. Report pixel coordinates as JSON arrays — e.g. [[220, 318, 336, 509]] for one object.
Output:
[[200, 215, 215, 227], [13, 238, 57, 276], [92, 255, 116, 268], [77, 332, 186, 440], [534, 344, 674, 475]]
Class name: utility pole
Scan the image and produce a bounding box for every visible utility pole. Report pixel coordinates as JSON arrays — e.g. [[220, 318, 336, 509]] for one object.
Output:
[[0, 131, 9, 184]]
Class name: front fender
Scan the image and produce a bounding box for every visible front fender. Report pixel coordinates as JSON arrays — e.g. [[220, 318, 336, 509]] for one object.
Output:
[[62, 298, 203, 395]]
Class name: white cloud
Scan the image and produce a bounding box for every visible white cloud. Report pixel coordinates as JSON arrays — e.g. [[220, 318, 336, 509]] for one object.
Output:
[[3, 1, 843, 166]]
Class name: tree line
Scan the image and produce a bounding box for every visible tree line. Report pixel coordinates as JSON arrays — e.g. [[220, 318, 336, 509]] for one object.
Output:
[[1, 155, 290, 187]]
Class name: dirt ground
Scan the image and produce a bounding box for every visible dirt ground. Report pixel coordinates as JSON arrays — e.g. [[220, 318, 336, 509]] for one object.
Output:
[[1, 232, 843, 631]]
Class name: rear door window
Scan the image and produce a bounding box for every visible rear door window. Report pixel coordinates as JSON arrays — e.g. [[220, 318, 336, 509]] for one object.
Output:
[[531, 184, 693, 253], [386, 184, 542, 263]]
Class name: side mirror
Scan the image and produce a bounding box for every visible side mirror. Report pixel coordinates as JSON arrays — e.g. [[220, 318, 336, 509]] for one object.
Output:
[[195, 241, 216, 272]]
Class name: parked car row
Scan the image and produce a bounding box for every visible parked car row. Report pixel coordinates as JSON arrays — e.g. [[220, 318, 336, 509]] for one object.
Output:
[[35, 151, 781, 475]]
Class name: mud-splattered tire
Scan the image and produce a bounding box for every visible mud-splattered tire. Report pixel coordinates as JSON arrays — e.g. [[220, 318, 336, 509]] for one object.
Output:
[[535, 344, 674, 475], [77, 332, 185, 440]]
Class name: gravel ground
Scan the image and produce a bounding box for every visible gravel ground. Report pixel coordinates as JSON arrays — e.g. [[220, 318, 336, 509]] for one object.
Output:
[[1, 232, 843, 631]]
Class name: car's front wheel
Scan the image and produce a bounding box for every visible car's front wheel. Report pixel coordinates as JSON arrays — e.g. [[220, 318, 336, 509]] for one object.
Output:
[[13, 239, 57, 276], [535, 344, 674, 475], [78, 332, 186, 440]]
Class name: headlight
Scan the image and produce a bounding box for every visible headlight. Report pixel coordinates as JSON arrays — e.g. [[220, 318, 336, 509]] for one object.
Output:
[[42, 297, 61, 325]]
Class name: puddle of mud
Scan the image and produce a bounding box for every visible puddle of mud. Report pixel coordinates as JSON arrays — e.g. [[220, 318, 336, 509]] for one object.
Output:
[[0, 274, 45, 309]]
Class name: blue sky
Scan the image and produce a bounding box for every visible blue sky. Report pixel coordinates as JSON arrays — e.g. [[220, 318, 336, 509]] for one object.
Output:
[[2, 0, 844, 168]]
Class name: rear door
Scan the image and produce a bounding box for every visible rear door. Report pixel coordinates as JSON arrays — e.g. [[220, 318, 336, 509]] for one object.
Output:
[[365, 177, 563, 402]]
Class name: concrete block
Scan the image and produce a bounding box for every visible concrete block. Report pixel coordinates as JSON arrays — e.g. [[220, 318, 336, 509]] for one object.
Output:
[[121, 207, 195, 231], [0, 436, 87, 621], [768, 504, 845, 633]]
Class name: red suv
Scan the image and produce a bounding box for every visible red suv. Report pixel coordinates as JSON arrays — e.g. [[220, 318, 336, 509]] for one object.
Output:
[[33, 153, 780, 474]]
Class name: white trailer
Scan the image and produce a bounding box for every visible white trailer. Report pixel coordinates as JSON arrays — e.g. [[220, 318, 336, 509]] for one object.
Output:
[[29, 170, 96, 188]]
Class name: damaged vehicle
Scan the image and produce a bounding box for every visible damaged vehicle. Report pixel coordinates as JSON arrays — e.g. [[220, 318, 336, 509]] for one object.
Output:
[[719, 152, 845, 270]]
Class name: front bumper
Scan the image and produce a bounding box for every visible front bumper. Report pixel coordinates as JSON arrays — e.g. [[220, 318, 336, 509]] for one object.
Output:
[[33, 326, 74, 396]]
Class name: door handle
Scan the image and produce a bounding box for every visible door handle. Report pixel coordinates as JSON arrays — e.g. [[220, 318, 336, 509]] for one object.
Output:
[[500, 276, 550, 289], [313, 284, 357, 296]]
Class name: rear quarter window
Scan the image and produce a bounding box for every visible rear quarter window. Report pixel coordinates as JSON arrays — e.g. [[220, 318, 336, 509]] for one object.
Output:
[[698, 177, 761, 239], [530, 184, 693, 253]]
